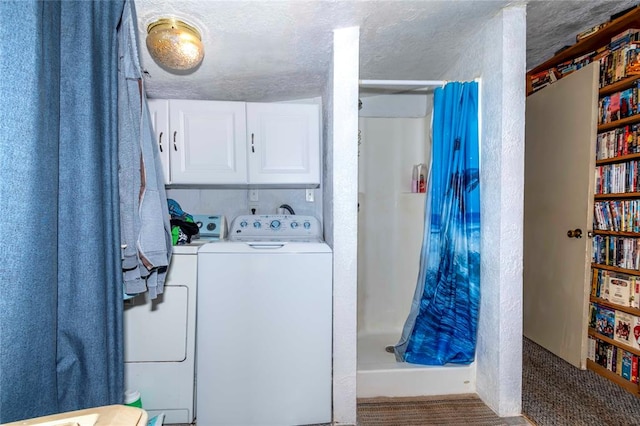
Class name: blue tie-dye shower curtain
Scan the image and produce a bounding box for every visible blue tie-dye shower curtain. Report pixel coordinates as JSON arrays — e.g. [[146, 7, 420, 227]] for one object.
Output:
[[394, 81, 480, 365]]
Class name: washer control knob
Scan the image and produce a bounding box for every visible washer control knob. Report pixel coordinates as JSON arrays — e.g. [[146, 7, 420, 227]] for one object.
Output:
[[290, 221, 299, 229], [240, 220, 248, 228], [207, 222, 217, 231], [270, 220, 281, 230], [304, 221, 311, 229], [196, 221, 203, 229], [253, 221, 261, 229]]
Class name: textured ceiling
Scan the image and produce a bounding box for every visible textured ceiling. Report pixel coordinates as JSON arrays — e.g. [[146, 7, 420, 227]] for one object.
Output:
[[134, 0, 639, 102]]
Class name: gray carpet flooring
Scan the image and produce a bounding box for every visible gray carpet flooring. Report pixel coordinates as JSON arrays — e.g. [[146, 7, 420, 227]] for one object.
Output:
[[523, 337, 640, 425]]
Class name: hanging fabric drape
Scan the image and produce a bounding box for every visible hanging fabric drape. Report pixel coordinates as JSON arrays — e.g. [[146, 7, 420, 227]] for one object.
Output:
[[0, 1, 125, 422], [394, 81, 481, 365], [118, 0, 172, 300]]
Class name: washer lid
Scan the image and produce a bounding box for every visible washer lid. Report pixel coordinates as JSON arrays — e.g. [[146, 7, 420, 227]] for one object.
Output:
[[198, 241, 332, 254]]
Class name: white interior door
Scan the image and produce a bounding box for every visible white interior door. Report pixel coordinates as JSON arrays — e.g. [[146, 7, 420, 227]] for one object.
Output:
[[523, 63, 598, 369]]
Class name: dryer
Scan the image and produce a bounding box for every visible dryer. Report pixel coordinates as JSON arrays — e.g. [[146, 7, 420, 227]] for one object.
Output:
[[123, 244, 198, 424], [123, 214, 225, 423]]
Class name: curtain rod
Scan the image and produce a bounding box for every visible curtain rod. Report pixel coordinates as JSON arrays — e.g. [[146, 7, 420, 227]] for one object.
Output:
[[358, 79, 446, 87]]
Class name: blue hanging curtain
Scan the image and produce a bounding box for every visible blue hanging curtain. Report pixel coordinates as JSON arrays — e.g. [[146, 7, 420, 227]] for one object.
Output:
[[0, 1, 125, 422], [395, 81, 481, 365]]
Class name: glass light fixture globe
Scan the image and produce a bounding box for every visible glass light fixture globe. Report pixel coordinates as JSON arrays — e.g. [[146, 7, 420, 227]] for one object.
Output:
[[146, 18, 204, 71]]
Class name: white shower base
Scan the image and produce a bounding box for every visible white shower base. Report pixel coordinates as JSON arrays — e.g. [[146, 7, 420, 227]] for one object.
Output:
[[357, 332, 476, 398]]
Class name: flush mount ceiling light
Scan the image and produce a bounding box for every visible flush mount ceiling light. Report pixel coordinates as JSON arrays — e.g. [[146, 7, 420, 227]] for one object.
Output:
[[146, 18, 204, 71]]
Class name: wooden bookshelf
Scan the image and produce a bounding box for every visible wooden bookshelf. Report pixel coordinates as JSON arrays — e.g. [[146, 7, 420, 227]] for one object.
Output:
[[527, 7, 640, 95], [589, 328, 640, 357], [598, 115, 640, 133], [528, 6, 640, 77], [590, 262, 640, 396], [596, 153, 640, 166], [586, 359, 640, 396], [528, 5, 640, 398], [590, 296, 640, 317], [593, 230, 640, 237], [594, 192, 640, 200], [599, 75, 640, 96], [592, 263, 640, 275]]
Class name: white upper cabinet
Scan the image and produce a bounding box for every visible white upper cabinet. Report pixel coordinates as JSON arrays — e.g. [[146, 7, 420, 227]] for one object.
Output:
[[148, 99, 247, 185], [147, 99, 171, 185], [246, 102, 320, 185], [146, 99, 320, 186], [169, 100, 247, 185]]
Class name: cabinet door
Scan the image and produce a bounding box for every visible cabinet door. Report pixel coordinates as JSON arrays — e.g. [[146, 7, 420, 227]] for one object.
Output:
[[524, 63, 599, 369], [169, 100, 247, 184], [246, 102, 320, 185], [147, 99, 171, 185]]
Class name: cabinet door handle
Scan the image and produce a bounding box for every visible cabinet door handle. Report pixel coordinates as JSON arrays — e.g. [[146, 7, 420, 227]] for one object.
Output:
[[251, 133, 255, 153], [158, 132, 163, 152], [173, 131, 177, 151]]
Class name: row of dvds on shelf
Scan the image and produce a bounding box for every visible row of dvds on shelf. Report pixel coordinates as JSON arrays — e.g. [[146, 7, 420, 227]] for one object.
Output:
[[588, 335, 639, 384], [595, 161, 640, 194], [590, 301, 640, 351], [592, 235, 640, 270], [594, 200, 640, 233], [599, 30, 640, 88], [599, 83, 639, 125], [596, 125, 640, 161], [592, 268, 639, 307], [530, 28, 640, 93]]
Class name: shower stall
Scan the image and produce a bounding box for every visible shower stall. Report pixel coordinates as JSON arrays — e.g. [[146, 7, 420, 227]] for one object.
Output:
[[356, 93, 476, 398]]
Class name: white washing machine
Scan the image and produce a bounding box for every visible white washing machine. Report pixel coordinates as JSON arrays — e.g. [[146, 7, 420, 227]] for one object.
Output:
[[197, 215, 333, 426]]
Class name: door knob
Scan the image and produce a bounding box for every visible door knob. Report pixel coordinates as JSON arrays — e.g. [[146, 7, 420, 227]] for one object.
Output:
[[567, 228, 583, 238]]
